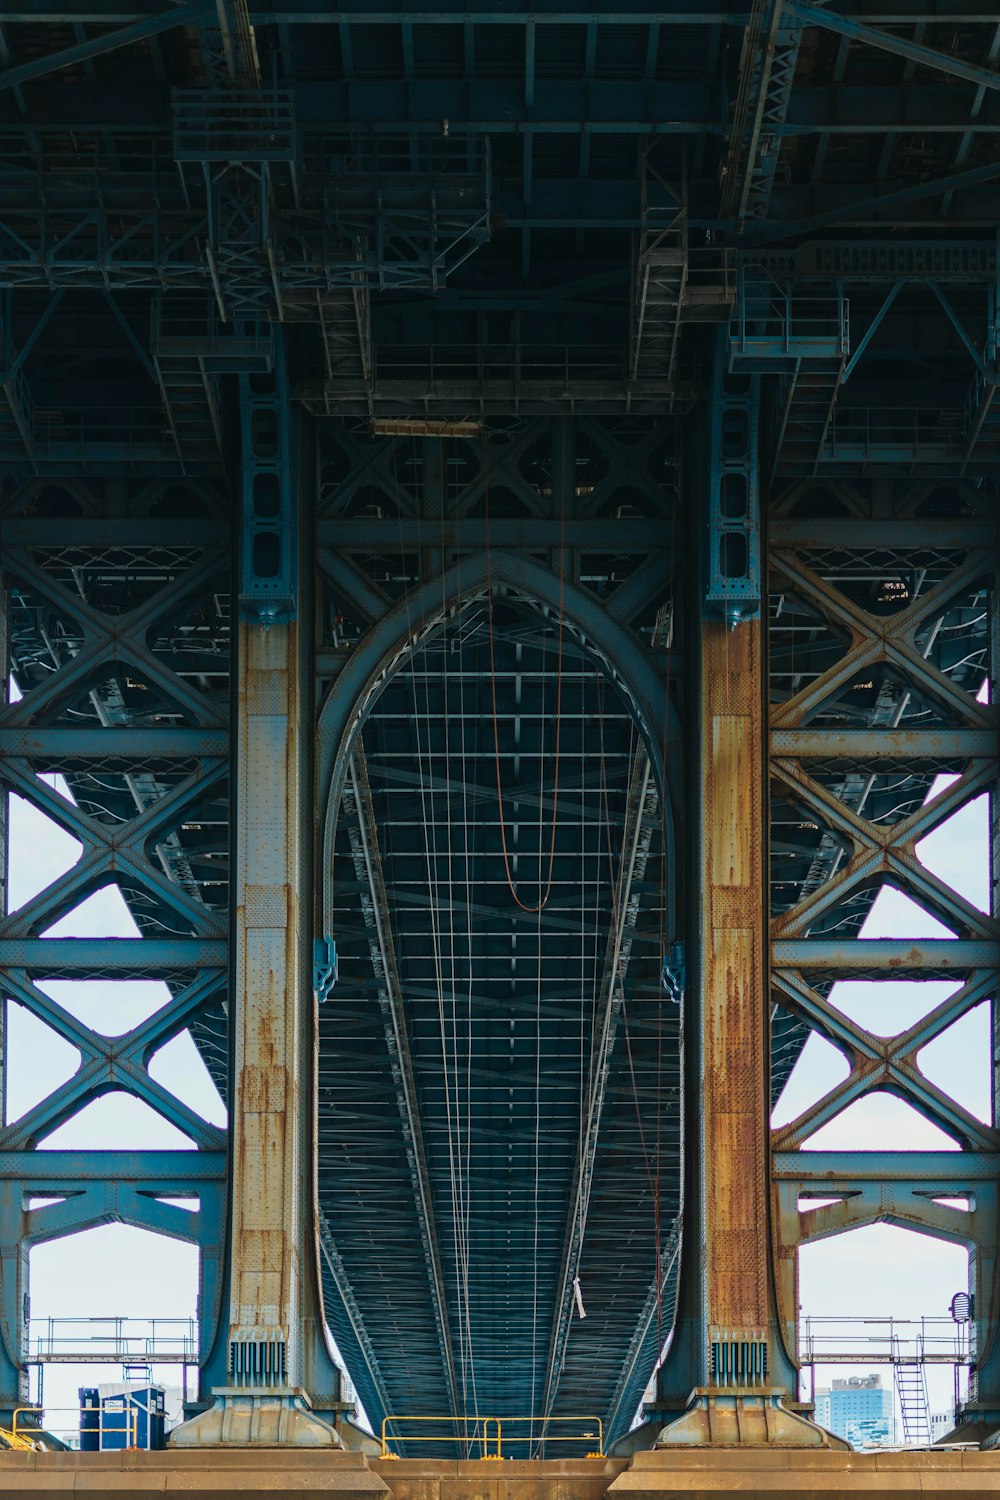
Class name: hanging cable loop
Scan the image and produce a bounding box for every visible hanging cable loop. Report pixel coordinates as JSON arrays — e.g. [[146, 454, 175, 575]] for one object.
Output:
[[484, 427, 568, 913]]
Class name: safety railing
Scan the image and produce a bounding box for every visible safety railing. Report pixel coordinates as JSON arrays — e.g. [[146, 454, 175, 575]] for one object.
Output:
[[309, 133, 490, 184], [799, 1316, 971, 1366], [374, 345, 626, 390], [31, 408, 195, 463], [172, 89, 297, 163], [151, 299, 274, 369], [490, 1415, 605, 1458], [379, 1413, 605, 1459], [685, 247, 737, 317], [380, 1415, 499, 1459], [11, 1404, 138, 1452], [822, 406, 966, 462], [26, 1314, 198, 1365], [731, 269, 849, 361]]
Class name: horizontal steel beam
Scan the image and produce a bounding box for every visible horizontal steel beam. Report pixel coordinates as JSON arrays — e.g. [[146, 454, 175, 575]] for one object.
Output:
[[0, 520, 224, 547], [0, 728, 228, 759], [10, 0, 1000, 16], [783, 85, 1000, 132], [770, 729, 997, 759], [0, 939, 227, 972], [772, 940, 1000, 972], [750, 240, 997, 280], [28, 1352, 195, 1363], [773, 1150, 1000, 1181], [0, 1150, 226, 1181], [13, 84, 1000, 139], [317, 519, 671, 550], [770, 518, 997, 546]]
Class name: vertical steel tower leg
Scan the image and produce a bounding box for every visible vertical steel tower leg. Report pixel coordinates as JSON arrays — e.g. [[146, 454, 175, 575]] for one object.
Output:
[[173, 355, 342, 1447], [654, 357, 844, 1447], [655, 618, 839, 1446]]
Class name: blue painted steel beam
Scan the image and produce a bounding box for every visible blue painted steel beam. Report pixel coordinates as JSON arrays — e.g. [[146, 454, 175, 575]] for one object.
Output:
[[16, 86, 1000, 136], [771, 517, 997, 543], [770, 729, 997, 759], [0, 520, 224, 546], [0, 1151, 226, 1181], [773, 1151, 1000, 1182], [0, 729, 228, 758], [0, 939, 227, 970], [12, 0, 1000, 15], [317, 518, 674, 549], [773, 941, 998, 971]]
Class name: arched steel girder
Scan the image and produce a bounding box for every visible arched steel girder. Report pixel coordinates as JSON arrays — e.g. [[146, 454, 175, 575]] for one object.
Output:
[[318, 548, 679, 908], [316, 546, 681, 1427]]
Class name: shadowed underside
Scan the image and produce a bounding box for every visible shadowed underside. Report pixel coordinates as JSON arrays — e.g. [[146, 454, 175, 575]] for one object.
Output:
[[320, 597, 679, 1450]]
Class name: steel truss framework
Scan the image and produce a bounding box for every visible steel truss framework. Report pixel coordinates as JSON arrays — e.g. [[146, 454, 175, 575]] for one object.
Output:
[[766, 479, 1000, 1433], [0, 0, 999, 1459], [0, 477, 232, 1407]]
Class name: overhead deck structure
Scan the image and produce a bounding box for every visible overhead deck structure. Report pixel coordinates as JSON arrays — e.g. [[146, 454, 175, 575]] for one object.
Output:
[[0, 0, 998, 1465]]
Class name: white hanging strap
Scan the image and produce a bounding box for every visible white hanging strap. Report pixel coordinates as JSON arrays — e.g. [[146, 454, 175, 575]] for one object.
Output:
[[572, 1276, 587, 1320]]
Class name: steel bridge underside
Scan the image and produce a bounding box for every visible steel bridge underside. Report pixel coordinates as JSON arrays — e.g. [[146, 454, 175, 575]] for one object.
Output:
[[322, 601, 676, 1440], [0, 0, 999, 1459]]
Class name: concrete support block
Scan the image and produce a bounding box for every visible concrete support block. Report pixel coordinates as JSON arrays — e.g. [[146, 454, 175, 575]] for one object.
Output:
[[4, 1451, 1000, 1500], [170, 1390, 342, 1448], [608, 1448, 1000, 1500], [653, 1388, 847, 1448], [0, 1447, 391, 1497]]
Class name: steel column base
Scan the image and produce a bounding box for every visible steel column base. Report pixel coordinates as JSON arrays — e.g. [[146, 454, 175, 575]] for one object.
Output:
[[170, 1389, 345, 1447], [654, 1389, 849, 1448], [946, 1410, 1000, 1449]]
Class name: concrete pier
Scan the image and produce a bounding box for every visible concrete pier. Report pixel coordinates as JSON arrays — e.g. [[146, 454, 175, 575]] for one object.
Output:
[[2, 1449, 1000, 1499]]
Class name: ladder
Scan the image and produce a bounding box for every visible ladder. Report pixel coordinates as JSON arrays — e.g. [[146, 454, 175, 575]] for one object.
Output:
[[893, 1338, 931, 1446], [774, 361, 846, 474], [631, 157, 687, 385]]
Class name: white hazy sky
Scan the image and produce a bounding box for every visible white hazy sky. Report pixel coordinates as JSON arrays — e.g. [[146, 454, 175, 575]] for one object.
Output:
[[5, 726, 989, 1439]]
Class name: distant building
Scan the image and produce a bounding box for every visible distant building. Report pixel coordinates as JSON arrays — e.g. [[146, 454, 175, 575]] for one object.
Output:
[[845, 1416, 893, 1449], [930, 1410, 956, 1444], [814, 1374, 894, 1446], [814, 1389, 831, 1431]]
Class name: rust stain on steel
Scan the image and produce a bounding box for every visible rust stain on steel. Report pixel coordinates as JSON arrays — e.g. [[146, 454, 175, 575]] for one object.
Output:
[[701, 619, 769, 1337], [229, 618, 302, 1343]]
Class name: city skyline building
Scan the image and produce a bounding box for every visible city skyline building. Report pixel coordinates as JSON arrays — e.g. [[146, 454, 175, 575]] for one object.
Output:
[[815, 1376, 895, 1447]]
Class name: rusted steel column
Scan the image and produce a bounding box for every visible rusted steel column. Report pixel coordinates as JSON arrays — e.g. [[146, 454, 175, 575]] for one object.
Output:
[[174, 612, 340, 1447], [699, 617, 770, 1360], [174, 357, 343, 1448], [229, 617, 314, 1408], [654, 611, 840, 1447]]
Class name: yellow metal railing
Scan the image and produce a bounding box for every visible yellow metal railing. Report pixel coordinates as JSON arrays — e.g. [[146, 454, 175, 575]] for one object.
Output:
[[379, 1414, 604, 1460], [492, 1416, 604, 1458], [380, 1414, 499, 1459], [12, 1403, 139, 1451]]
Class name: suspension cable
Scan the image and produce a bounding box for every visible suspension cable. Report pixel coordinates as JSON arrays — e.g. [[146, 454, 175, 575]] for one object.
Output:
[[390, 438, 469, 1417]]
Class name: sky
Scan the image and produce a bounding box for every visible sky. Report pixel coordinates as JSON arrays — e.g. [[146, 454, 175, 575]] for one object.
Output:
[[4, 714, 990, 1444]]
